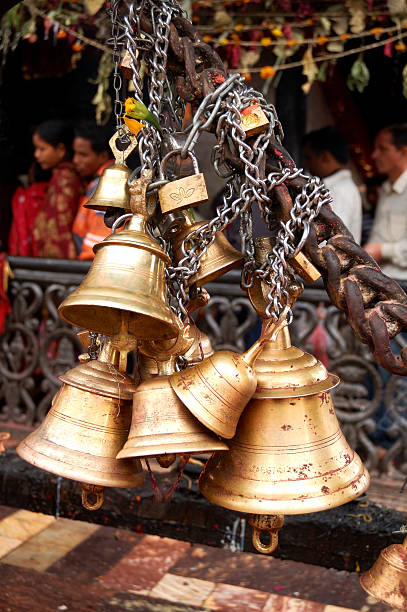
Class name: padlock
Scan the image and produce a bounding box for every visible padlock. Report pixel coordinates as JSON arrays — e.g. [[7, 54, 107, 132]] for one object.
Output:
[[158, 150, 208, 214], [241, 103, 270, 137]]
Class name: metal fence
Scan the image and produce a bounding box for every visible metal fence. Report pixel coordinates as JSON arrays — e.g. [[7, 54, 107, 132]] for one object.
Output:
[[2, 256, 407, 479]]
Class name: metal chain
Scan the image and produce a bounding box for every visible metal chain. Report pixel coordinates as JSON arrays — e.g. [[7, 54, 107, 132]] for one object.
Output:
[[137, 1, 177, 174], [167, 77, 277, 319], [121, 4, 331, 324], [249, 169, 332, 320], [108, 0, 126, 135], [123, 2, 147, 103]]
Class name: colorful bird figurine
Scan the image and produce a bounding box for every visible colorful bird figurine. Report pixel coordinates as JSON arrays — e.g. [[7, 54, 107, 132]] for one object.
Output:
[[123, 97, 161, 134]]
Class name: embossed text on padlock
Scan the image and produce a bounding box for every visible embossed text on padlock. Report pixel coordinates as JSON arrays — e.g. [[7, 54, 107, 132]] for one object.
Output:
[[158, 150, 208, 214], [241, 103, 270, 138]]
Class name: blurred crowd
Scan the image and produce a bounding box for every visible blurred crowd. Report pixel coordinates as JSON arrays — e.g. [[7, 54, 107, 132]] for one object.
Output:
[[6, 119, 407, 284]]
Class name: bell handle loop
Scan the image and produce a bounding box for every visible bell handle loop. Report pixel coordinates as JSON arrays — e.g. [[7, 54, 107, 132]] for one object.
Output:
[[111, 213, 132, 234], [81, 484, 104, 511], [251, 525, 279, 555], [242, 306, 290, 367], [109, 130, 138, 165]]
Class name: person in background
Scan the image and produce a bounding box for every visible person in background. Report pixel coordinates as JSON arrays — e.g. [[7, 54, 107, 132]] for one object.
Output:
[[9, 120, 83, 259], [364, 124, 407, 280], [304, 126, 362, 244], [72, 123, 113, 260]]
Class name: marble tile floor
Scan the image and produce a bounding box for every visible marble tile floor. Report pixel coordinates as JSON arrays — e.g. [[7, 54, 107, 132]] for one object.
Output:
[[0, 506, 398, 612]]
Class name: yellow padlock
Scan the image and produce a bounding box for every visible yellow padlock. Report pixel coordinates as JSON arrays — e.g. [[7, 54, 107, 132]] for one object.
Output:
[[241, 103, 270, 137], [158, 150, 208, 214]]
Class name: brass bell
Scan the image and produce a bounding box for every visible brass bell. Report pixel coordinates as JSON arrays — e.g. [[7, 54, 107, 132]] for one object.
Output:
[[84, 130, 138, 211], [199, 320, 369, 515], [117, 323, 228, 461], [84, 164, 132, 211], [16, 341, 144, 510], [59, 173, 178, 340], [165, 211, 243, 286], [170, 315, 287, 439], [360, 537, 407, 609]]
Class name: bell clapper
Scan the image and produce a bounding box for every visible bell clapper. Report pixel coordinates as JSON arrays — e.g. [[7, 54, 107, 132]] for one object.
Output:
[[156, 453, 177, 468], [81, 483, 105, 511], [247, 514, 285, 554]]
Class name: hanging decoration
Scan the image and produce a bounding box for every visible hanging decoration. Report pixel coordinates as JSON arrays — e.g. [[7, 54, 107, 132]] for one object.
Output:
[[2, 0, 407, 100]]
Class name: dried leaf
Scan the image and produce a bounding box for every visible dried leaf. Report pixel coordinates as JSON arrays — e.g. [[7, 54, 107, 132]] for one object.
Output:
[[346, 0, 366, 34], [302, 46, 318, 93], [347, 55, 370, 92]]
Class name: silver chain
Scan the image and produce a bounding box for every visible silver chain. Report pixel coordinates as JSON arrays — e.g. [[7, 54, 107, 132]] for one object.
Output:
[[108, 0, 126, 135], [120, 2, 331, 324]]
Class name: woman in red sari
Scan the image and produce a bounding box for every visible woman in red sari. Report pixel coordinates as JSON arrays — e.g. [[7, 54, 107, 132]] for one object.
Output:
[[9, 120, 83, 259]]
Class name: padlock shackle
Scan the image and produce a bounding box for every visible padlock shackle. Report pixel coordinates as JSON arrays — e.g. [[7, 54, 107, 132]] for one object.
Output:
[[159, 148, 199, 180]]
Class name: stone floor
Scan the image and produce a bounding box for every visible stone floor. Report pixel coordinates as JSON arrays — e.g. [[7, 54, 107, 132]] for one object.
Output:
[[0, 505, 397, 612]]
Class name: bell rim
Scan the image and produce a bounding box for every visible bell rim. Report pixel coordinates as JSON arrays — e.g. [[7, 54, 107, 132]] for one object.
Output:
[[199, 465, 370, 515], [193, 255, 244, 287], [59, 298, 179, 340], [17, 437, 145, 489], [83, 201, 131, 212], [117, 434, 229, 459]]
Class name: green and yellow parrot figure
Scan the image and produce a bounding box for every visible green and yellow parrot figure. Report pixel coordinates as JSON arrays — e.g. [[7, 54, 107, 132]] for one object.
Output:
[[123, 97, 162, 135]]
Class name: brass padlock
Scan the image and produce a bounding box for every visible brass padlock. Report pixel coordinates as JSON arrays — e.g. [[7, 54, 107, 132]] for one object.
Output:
[[241, 103, 270, 137], [158, 150, 208, 214]]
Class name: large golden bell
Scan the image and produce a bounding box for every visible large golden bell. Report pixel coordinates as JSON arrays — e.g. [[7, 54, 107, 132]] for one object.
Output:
[[170, 317, 286, 439], [84, 163, 132, 211], [168, 212, 243, 286], [59, 175, 178, 340], [199, 321, 369, 513], [16, 342, 144, 505], [360, 537, 407, 610]]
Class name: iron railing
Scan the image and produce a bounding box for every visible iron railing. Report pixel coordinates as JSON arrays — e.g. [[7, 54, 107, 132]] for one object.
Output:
[[2, 256, 407, 479]]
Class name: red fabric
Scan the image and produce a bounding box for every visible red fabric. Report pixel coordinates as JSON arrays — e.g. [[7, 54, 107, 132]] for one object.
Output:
[[32, 162, 83, 259], [0, 253, 11, 334], [9, 162, 83, 259], [308, 321, 329, 369], [8, 183, 48, 256]]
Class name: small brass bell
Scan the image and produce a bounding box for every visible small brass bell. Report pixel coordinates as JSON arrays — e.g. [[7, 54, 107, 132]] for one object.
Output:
[[59, 173, 178, 340], [84, 164, 132, 212], [199, 319, 369, 544], [17, 340, 144, 510], [165, 211, 243, 286], [170, 314, 287, 439], [360, 537, 407, 610], [117, 322, 228, 461], [84, 130, 137, 212]]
